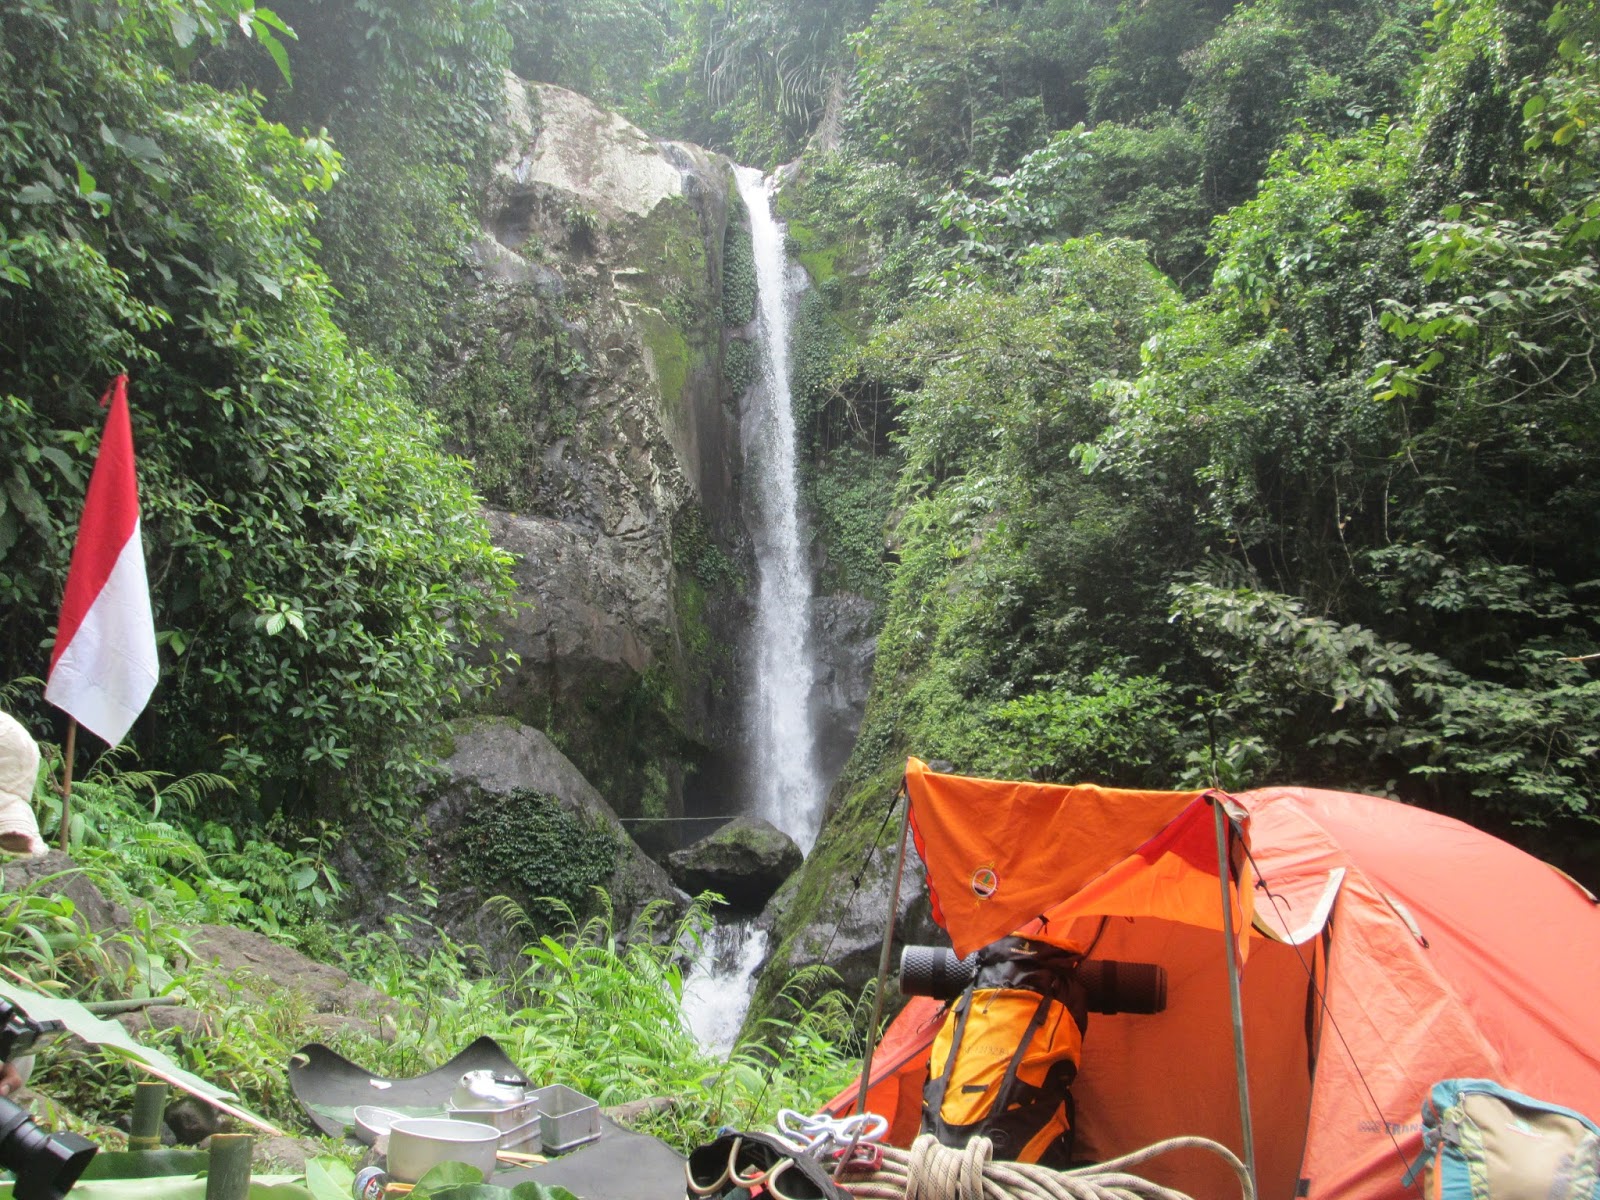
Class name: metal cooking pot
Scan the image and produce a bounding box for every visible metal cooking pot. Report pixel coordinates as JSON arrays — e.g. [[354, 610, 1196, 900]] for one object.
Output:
[[387, 1117, 499, 1183], [353, 1105, 407, 1146]]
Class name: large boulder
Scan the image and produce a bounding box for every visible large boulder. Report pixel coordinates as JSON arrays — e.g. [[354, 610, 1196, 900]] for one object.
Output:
[[333, 719, 682, 962], [486, 509, 667, 711], [664, 816, 801, 912], [498, 82, 689, 221], [744, 781, 943, 1037], [0, 851, 397, 1044], [183, 925, 393, 1022], [0, 850, 130, 931], [427, 719, 682, 944]]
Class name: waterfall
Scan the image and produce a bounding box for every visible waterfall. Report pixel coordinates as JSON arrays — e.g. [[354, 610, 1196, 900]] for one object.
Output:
[[680, 918, 769, 1054], [678, 169, 817, 1055], [735, 165, 824, 852]]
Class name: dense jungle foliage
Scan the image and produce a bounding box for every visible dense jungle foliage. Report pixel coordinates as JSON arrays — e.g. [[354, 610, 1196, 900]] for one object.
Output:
[[700, 0, 1600, 882], [0, 0, 516, 833], [5, 0, 1594, 863]]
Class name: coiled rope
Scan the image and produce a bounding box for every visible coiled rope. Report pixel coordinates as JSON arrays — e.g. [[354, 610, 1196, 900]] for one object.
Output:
[[838, 1134, 1256, 1200]]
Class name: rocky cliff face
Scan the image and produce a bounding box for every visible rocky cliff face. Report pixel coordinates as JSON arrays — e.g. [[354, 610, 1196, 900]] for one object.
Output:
[[439, 79, 753, 843]]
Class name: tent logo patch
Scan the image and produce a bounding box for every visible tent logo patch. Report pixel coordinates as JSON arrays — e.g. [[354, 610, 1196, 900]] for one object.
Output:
[[970, 866, 999, 899]]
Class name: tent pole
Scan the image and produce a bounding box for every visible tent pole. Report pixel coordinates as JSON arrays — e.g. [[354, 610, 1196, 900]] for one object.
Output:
[[1213, 793, 1258, 1193], [840, 786, 912, 1174]]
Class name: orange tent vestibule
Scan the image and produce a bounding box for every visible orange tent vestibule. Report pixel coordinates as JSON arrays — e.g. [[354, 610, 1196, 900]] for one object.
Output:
[[828, 759, 1600, 1200]]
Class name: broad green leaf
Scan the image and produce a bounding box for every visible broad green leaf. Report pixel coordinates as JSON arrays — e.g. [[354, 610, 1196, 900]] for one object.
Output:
[[83, 1151, 211, 1180], [509, 1183, 582, 1200], [304, 1156, 354, 1200], [38, 445, 81, 487], [256, 25, 293, 85], [409, 1162, 486, 1199], [0, 1177, 310, 1200], [169, 8, 200, 46]]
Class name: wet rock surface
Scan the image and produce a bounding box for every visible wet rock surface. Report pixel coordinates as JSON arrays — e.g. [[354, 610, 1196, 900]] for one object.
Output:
[[462, 79, 750, 825], [664, 816, 801, 912]]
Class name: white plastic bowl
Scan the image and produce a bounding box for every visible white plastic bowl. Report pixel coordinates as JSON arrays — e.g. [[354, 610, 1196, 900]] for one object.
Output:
[[386, 1116, 500, 1183]]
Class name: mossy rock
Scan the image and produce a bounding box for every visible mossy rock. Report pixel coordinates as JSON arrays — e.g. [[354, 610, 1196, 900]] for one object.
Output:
[[743, 763, 940, 1036], [665, 815, 802, 912]]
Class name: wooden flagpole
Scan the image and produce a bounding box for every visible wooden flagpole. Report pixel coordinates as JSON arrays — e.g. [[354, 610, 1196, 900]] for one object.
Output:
[[59, 719, 76, 852]]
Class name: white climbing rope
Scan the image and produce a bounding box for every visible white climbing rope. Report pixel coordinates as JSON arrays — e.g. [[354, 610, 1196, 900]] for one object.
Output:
[[836, 1134, 1256, 1200]]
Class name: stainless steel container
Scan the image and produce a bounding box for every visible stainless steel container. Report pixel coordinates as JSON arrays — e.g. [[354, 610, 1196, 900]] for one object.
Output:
[[448, 1094, 542, 1153], [386, 1117, 500, 1183], [447, 1095, 539, 1133], [532, 1084, 600, 1153]]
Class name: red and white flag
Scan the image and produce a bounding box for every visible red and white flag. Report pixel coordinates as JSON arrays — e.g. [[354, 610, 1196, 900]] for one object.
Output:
[[44, 375, 159, 745]]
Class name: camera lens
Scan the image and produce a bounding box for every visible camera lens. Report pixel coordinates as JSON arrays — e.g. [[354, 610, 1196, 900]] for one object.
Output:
[[897, 944, 1168, 1014], [1079, 960, 1167, 1015], [0, 1095, 98, 1200]]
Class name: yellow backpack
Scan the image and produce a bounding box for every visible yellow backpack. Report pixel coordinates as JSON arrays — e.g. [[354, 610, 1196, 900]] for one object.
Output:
[[921, 937, 1087, 1166]]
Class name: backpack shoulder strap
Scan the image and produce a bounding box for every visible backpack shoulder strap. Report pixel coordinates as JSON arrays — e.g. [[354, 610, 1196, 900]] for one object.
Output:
[[991, 991, 1055, 1111], [924, 987, 977, 1119]]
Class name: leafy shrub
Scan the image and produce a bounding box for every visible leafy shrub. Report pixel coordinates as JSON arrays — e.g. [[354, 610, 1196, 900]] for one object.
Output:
[[986, 671, 1187, 786], [455, 790, 620, 925]]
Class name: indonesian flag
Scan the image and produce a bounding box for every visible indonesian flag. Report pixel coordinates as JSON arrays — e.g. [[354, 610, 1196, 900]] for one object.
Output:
[[44, 375, 159, 745]]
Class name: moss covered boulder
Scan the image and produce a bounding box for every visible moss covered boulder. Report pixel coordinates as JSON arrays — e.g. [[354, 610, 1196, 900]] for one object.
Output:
[[665, 816, 802, 912]]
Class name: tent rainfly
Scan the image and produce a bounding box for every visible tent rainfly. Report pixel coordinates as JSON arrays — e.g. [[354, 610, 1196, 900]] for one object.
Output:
[[827, 758, 1600, 1200]]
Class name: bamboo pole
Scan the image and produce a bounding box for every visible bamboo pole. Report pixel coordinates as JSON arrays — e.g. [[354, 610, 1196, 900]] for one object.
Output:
[[129, 1081, 169, 1150], [84, 996, 183, 1015], [205, 1134, 253, 1200]]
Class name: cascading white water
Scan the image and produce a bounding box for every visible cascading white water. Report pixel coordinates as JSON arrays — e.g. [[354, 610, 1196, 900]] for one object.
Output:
[[735, 165, 824, 852], [678, 170, 821, 1054], [680, 918, 769, 1054]]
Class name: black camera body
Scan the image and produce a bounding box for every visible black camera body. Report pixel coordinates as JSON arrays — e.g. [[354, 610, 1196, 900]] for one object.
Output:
[[899, 942, 1168, 1015], [0, 999, 97, 1200], [0, 1001, 63, 1064]]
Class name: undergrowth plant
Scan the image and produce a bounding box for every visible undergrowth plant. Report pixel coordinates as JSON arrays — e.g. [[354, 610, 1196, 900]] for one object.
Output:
[[0, 748, 863, 1153]]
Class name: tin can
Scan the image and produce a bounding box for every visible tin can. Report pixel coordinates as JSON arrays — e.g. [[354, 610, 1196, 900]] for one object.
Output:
[[353, 1166, 390, 1200]]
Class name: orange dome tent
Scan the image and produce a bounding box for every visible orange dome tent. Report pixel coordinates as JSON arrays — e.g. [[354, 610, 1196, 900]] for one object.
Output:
[[827, 758, 1600, 1200]]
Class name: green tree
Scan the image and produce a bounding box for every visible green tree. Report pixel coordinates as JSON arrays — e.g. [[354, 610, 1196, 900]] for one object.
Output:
[[839, 237, 1190, 786], [0, 0, 514, 824], [247, 0, 513, 399], [1082, 0, 1600, 846], [850, 0, 1053, 178]]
